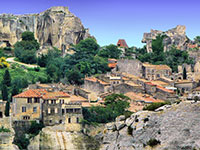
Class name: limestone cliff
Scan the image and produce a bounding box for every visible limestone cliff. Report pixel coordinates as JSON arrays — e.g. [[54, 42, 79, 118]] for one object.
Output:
[[0, 118, 19, 150], [100, 102, 200, 150], [142, 25, 190, 53], [0, 6, 92, 50], [28, 124, 100, 150]]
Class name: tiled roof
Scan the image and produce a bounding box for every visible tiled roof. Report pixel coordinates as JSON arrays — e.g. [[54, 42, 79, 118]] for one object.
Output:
[[13, 89, 47, 98], [117, 39, 129, 48], [108, 63, 117, 68], [145, 82, 157, 86], [125, 92, 163, 103], [156, 85, 174, 93], [42, 91, 70, 100], [85, 77, 110, 85], [143, 63, 171, 70], [13, 89, 70, 99], [70, 95, 87, 102]]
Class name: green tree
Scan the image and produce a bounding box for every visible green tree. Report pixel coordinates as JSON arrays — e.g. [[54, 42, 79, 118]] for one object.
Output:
[[1, 84, 8, 101], [22, 31, 35, 41], [98, 44, 122, 59], [2, 69, 11, 87], [194, 36, 200, 44], [183, 67, 187, 79], [5, 101, 10, 117], [66, 69, 83, 85], [14, 31, 40, 64]]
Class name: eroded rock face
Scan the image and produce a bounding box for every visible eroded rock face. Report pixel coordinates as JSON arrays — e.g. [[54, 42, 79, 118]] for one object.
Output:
[[0, 6, 92, 49], [142, 25, 189, 53], [100, 102, 200, 150], [28, 124, 100, 150]]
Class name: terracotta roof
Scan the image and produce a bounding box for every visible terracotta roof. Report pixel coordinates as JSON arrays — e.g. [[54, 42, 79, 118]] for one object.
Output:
[[85, 77, 110, 85], [70, 95, 87, 102], [13, 89, 70, 99], [192, 86, 200, 91], [117, 39, 128, 48], [156, 85, 174, 93], [108, 63, 117, 68], [145, 82, 157, 86], [13, 89, 47, 98], [143, 63, 171, 70], [42, 91, 70, 100], [108, 58, 117, 62], [125, 92, 163, 103]]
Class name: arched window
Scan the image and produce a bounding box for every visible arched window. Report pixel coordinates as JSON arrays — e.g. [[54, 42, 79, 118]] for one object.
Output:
[[68, 118, 71, 123]]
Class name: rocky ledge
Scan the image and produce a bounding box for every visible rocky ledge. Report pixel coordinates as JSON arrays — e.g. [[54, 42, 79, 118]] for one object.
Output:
[[100, 101, 200, 150], [0, 6, 92, 50]]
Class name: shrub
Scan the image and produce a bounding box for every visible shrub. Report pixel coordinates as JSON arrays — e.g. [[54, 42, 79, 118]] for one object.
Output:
[[0, 126, 11, 132], [143, 101, 171, 111], [146, 138, 161, 147]]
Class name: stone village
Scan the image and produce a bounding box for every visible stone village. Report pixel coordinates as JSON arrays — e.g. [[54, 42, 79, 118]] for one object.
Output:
[[1, 36, 200, 136]]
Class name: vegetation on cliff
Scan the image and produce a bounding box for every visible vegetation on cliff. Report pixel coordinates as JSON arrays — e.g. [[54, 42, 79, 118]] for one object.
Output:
[[82, 94, 131, 125], [137, 35, 194, 72]]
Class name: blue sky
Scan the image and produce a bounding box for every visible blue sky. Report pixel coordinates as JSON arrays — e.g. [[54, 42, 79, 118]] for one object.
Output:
[[0, 0, 200, 47]]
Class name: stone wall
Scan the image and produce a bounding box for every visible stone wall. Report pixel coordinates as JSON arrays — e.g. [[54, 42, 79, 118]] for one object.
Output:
[[114, 59, 143, 77], [113, 83, 142, 94]]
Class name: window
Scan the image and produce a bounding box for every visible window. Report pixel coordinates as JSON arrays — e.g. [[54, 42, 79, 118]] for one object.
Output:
[[55, 108, 58, 113], [34, 98, 40, 103], [60, 99, 64, 104], [59, 120, 62, 123], [22, 107, 26, 112], [27, 98, 32, 103], [0, 112, 2, 118], [48, 108, 51, 114], [51, 108, 54, 114], [76, 117, 79, 123], [157, 74, 160, 78], [23, 116, 30, 120], [68, 118, 71, 123], [49, 120, 52, 123], [62, 109, 65, 115], [33, 107, 37, 113]]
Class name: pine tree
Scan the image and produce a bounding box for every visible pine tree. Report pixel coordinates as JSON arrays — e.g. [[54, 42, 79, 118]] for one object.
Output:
[[3, 69, 11, 87], [2, 84, 8, 101], [183, 67, 187, 80]]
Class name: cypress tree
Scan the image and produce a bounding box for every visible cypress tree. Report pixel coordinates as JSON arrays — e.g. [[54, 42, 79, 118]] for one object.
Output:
[[3, 69, 11, 87], [183, 67, 187, 80], [2, 84, 8, 101], [5, 101, 10, 117]]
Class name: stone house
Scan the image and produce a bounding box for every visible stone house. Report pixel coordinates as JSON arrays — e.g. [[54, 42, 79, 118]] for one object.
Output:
[[188, 86, 200, 100], [83, 77, 111, 95], [12, 89, 83, 130], [113, 59, 143, 77], [142, 63, 172, 81], [0, 100, 6, 118], [174, 80, 197, 94]]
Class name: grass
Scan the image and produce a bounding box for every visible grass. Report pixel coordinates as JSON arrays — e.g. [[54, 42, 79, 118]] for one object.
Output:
[[0, 126, 11, 133], [0, 66, 48, 84]]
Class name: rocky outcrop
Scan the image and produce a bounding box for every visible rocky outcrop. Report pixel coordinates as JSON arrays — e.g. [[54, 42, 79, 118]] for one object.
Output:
[[0, 6, 92, 50], [0, 118, 19, 150], [28, 124, 100, 150], [142, 25, 190, 53], [100, 102, 200, 150]]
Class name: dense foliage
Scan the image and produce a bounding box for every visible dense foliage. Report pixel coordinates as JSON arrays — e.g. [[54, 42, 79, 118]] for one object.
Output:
[[38, 38, 111, 84], [0, 57, 10, 68], [98, 44, 122, 59], [82, 94, 131, 124], [0, 126, 11, 133], [143, 101, 171, 111], [14, 31, 40, 64], [137, 35, 194, 72]]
